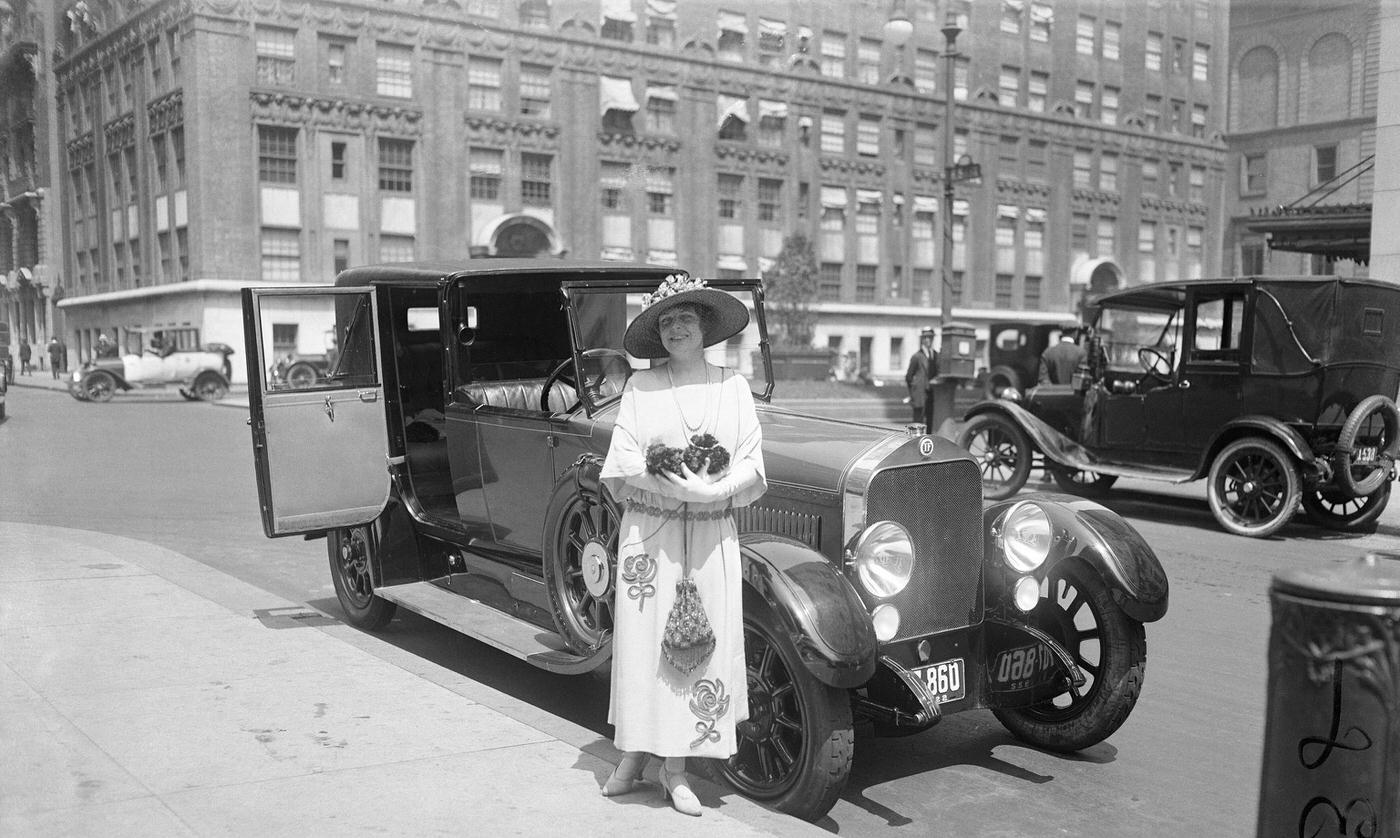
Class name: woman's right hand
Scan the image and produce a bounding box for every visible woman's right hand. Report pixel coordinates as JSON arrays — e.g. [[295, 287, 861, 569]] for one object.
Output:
[[664, 462, 728, 504]]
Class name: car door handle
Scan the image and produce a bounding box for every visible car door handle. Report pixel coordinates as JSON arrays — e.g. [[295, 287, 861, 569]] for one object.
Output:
[[1179, 379, 1191, 389], [358, 390, 378, 402]]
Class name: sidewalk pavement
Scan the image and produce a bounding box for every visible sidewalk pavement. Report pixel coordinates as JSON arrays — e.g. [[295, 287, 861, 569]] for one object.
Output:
[[0, 522, 824, 837]]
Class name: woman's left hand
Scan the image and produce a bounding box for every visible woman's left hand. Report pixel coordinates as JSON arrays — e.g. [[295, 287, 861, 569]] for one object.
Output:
[[665, 462, 728, 504]]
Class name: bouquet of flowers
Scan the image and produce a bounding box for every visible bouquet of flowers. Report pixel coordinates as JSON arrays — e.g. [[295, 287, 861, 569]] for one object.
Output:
[[645, 433, 730, 477]]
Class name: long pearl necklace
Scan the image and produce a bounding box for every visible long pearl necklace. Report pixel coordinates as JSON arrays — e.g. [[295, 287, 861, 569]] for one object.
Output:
[[668, 363, 710, 437]]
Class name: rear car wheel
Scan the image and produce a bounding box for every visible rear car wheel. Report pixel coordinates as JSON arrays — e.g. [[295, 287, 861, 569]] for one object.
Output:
[[543, 461, 619, 656], [286, 362, 319, 389], [328, 525, 397, 630], [84, 371, 117, 402], [192, 371, 228, 401], [710, 600, 853, 822], [985, 366, 1022, 399], [993, 560, 1147, 752], [1207, 437, 1301, 538], [957, 413, 1033, 500], [1048, 465, 1118, 495], [1302, 482, 1390, 532]]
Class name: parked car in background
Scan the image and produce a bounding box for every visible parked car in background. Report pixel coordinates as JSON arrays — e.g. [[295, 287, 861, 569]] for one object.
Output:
[[242, 261, 1168, 822], [958, 276, 1400, 537], [69, 342, 235, 402], [982, 321, 1078, 398], [268, 352, 334, 389]]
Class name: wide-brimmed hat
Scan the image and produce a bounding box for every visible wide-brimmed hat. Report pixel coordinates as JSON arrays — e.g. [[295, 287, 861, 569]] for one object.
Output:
[[623, 273, 750, 359]]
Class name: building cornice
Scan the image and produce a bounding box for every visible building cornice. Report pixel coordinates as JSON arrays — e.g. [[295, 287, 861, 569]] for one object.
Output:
[[250, 91, 423, 135]]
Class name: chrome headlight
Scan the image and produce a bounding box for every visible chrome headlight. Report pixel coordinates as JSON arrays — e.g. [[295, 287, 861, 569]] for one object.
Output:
[[999, 501, 1052, 572], [1000, 388, 1021, 402], [852, 521, 914, 598]]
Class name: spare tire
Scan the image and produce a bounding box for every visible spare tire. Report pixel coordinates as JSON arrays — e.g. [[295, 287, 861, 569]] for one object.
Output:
[[1334, 395, 1400, 497]]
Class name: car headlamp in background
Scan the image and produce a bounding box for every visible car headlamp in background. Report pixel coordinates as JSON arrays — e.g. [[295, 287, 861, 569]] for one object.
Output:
[[999, 501, 1052, 572], [852, 521, 914, 597]]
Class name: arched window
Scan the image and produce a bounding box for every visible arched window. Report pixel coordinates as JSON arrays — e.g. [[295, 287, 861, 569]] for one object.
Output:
[[1238, 46, 1278, 131], [1307, 34, 1351, 122]]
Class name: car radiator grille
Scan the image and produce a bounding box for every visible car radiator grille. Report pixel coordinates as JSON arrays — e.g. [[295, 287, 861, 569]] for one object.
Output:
[[863, 459, 984, 641]]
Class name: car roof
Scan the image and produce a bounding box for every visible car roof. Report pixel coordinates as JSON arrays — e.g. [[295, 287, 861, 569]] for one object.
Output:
[[1092, 275, 1400, 311], [333, 259, 680, 288]]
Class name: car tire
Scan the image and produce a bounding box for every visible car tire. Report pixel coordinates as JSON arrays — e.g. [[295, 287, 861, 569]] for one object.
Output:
[[84, 371, 117, 402], [956, 412, 1033, 501], [1302, 481, 1391, 533], [992, 559, 1147, 753], [286, 362, 319, 389], [543, 456, 618, 658], [192, 371, 229, 401], [705, 597, 853, 823], [1207, 437, 1301, 538], [985, 366, 1022, 399], [327, 525, 397, 630], [1048, 465, 1118, 495], [178, 388, 200, 401], [1334, 395, 1400, 497]]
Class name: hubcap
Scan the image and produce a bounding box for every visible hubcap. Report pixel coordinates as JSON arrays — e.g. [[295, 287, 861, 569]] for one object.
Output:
[[581, 540, 611, 599]]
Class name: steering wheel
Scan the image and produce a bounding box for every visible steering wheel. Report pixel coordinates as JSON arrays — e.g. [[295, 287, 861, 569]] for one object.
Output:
[[1138, 347, 1173, 379], [541, 358, 580, 413], [578, 348, 631, 405]]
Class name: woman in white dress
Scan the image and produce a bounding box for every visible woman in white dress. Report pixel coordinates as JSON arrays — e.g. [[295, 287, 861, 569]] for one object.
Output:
[[598, 274, 767, 816]]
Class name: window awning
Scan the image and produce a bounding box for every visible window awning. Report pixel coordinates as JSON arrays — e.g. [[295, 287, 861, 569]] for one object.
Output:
[[602, 0, 637, 24], [718, 10, 748, 34], [600, 76, 640, 114], [759, 18, 785, 38], [645, 0, 677, 20], [758, 99, 788, 120], [913, 195, 939, 213], [821, 186, 848, 208], [717, 94, 750, 127], [646, 84, 677, 101], [857, 188, 883, 205], [717, 254, 748, 271]]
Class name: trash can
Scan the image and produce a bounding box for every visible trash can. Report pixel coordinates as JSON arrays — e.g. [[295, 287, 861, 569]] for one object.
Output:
[[1256, 551, 1400, 837], [939, 322, 978, 381]]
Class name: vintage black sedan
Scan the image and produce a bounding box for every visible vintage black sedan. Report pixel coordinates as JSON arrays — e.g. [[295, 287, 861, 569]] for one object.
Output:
[[242, 262, 1167, 822], [958, 276, 1400, 537]]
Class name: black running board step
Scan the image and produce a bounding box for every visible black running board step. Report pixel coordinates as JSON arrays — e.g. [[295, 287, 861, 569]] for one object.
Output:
[[375, 582, 609, 675], [1070, 463, 1195, 483]]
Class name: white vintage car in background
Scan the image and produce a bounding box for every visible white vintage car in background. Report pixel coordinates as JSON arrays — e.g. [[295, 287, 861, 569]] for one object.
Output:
[[69, 343, 234, 402]]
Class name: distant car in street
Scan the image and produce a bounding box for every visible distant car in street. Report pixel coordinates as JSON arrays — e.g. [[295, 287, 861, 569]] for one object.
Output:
[[268, 353, 333, 389], [69, 343, 235, 402], [982, 321, 1079, 398], [958, 276, 1400, 537]]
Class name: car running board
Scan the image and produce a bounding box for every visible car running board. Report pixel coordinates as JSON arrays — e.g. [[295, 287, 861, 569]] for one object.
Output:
[[374, 581, 609, 675], [1058, 461, 1196, 483]]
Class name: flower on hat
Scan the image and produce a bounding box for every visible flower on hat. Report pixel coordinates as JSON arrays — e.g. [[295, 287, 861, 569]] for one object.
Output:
[[641, 273, 704, 309]]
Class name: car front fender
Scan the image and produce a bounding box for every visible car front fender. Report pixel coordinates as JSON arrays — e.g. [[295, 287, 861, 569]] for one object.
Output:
[[1197, 416, 1316, 478], [985, 495, 1168, 623], [84, 368, 134, 390], [738, 534, 877, 689]]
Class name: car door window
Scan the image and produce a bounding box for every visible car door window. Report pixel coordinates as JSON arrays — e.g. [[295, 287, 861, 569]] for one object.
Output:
[[1189, 294, 1246, 363], [258, 292, 377, 391]]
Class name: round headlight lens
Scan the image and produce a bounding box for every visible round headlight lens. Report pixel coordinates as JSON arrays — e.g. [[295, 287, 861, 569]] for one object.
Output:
[[871, 604, 901, 641], [1013, 575, 1042, 612], [853, 521, 915, 598], [1000, 501, 1052, 572]]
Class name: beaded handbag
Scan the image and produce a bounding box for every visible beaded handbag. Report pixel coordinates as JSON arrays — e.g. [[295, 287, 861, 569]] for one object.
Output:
[[661, 576, 716, 675]]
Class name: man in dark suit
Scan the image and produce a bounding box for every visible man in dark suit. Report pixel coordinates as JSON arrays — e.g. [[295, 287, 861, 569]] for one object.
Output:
[[904, 328, 939, 432], [1039, 326, 1087, 385]]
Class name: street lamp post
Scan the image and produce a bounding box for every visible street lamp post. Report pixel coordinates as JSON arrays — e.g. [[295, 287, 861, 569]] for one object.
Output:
[[886, 3, 963, 329]]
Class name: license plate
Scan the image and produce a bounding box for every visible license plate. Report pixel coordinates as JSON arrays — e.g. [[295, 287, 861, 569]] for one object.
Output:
[[1357, 445, 1379, 463], [915, 658, 965, 703], [992, 643, 1055, 690]]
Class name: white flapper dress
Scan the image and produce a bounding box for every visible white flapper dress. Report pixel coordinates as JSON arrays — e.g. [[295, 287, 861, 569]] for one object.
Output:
[[599, 365, 766, 758]]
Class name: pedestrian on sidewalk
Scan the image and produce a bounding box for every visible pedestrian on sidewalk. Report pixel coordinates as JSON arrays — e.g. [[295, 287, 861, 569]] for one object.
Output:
[[18, 338, 31, 375], [47, 337, 63, 380], [904, 328, 939, 433], [597, 274, 767, 817]]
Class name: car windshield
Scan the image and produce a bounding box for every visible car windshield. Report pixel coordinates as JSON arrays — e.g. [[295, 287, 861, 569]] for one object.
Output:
[[1096, 304, 1182, 371], [569, 285, 771, 409]]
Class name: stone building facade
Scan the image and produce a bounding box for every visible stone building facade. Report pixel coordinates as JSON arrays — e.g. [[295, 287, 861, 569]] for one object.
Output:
[[42, 0, 1228, 383]]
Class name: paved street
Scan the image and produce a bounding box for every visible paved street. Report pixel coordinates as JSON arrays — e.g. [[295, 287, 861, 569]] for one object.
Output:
[[4, 381, 1399, 835]]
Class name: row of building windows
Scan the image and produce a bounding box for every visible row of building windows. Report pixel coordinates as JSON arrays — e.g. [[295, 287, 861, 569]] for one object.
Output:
[[64, 26, 183, 136], [1239, 143, 1342, 196]]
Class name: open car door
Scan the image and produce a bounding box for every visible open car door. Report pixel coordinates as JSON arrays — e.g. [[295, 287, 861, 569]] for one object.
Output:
[[243, 286, 390, 537]]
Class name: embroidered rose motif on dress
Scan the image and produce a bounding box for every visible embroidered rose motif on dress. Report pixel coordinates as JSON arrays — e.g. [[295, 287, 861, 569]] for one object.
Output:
[[689, 678, 730, 748], [620, 552, 657, 609]]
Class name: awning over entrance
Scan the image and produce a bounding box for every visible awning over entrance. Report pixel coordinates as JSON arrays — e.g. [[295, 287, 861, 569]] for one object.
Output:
[[1244, 203, 1371, 265]]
